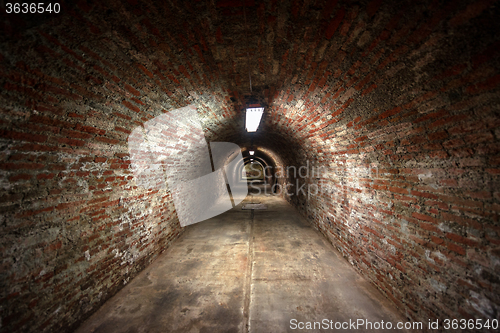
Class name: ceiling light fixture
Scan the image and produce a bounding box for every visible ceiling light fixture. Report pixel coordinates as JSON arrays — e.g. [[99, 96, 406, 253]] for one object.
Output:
[[249, 150, 254, 155], [246, 107, 264, 132]]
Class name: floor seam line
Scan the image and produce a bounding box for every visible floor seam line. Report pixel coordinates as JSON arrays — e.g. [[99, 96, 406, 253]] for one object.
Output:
[[242, 208, 255, 333]]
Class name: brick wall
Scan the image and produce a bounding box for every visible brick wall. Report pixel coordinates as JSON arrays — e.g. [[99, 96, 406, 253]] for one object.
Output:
[[263, 0, 500, 324], [0, 1, 238, 331]]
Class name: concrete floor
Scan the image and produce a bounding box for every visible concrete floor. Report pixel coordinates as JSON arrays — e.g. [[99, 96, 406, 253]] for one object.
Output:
[[76, 185, 407, 333]]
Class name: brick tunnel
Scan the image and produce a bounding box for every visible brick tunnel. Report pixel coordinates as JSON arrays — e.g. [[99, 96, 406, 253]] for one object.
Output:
[[1, 0, 499, 332]]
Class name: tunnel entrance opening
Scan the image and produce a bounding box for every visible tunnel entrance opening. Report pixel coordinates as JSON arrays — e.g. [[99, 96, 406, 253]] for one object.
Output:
[[242, 161, 265, 182]]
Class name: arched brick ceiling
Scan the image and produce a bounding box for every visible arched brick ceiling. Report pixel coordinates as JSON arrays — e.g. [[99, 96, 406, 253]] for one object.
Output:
[[3, 0, 498, 157]]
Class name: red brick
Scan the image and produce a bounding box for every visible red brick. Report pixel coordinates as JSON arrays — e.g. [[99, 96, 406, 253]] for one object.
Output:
[[0, 130, 48, 143], [379, 106, 402, 119], [447, 242, 466, 255], [56, 137, 85, 147], [37, 173, 55, 180], [9, 173, 32, 181], [95, 137, 120, 145], [411, 190, 438, 200], [124, 84, 141, 96], [122, 100, 141, 113], [366, 0, 383, 17], [0, 163, 45, 170], [412, 212, 437, 223], [75, 124, 106, 135], [137, 64, 154, 78], [431, 236, 444, 245], [114, 112, 132, 121], [325, 8, 345, 39], [449, 0, 497, 27], [419, 222, 439, 233], [55, 198, 84, 210], [61, 129, 93, 140], [389, 186, 408, 194]]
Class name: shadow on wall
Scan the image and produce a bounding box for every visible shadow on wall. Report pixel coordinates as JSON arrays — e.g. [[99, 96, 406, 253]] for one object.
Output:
[[127, 105, 248, 226]]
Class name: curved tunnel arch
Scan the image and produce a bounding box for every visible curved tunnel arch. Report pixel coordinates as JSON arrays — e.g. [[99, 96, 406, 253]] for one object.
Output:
[[0, 0, 499, 331], [240, 157, 268, 177]]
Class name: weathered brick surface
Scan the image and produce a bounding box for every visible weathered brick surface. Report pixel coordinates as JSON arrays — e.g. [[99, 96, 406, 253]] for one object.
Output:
[[261, 0, 500, 325], [0, 0, 499, 331], [0, 1, 238, 332]]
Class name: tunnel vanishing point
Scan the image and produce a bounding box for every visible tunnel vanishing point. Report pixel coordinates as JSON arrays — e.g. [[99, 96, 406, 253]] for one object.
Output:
[[1, 0, 499, 332]]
